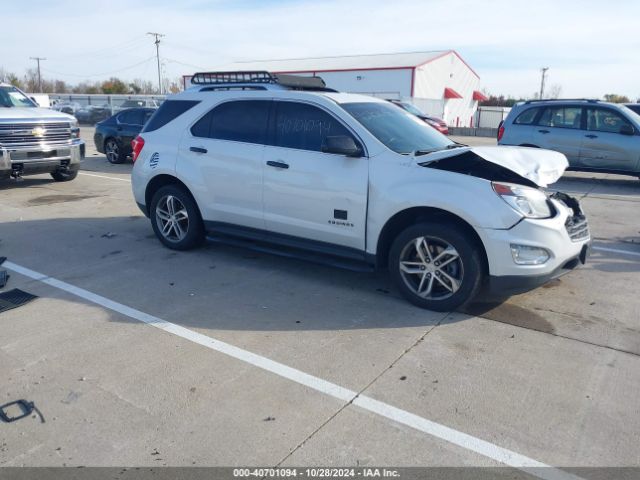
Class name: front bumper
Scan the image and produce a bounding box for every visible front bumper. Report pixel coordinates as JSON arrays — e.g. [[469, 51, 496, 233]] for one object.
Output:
[[488, 242, 590, 295], [0, 140, 84, 178], [479, 193, 591, 293]]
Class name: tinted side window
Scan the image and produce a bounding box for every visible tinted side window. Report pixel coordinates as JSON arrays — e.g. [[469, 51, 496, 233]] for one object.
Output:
[[586, 108, 632, 133], [120, 109, 144, 125], [537, 106, 582, 129], [274, 101, 353, 152], [143, 100, 200, 133], [191, 100, 270, 144], [514, 107, 539, 125]]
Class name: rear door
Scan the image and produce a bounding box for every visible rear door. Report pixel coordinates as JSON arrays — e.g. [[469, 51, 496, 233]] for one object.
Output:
[[176, 99, 270, 229], [530, 105, 583, 166], [262, 100, 368, 251], [117, 109, 145, 154], [579, 107, 640, 173]]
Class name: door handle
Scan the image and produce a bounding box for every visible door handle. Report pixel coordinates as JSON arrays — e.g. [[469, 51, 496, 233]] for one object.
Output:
[[189, 146, 208, 154], [266, 160, 289, 169], [538, 129, 550, 134], [585, 134, 598, 139]]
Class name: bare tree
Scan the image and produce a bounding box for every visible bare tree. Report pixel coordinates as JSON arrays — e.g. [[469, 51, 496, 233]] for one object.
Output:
[[547, 84, 562, 99]]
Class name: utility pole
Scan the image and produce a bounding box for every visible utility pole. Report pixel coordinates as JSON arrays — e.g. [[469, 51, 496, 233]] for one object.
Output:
[[147, 32, 165, 94], [539, 67, 549, 99], [30, 57, 46, 93]]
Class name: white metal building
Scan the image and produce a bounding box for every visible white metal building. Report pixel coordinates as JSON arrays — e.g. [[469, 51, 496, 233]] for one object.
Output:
[[185, 50, 486, 127]]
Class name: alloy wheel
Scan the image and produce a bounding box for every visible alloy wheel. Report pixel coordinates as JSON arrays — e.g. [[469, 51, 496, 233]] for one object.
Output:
[[105, 141, 119, 163], [155, 195, 190, 242], [398, 236, 464, 300]]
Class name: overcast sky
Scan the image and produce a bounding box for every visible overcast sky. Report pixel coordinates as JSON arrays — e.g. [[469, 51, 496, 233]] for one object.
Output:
[[2, 0, 638, 99]]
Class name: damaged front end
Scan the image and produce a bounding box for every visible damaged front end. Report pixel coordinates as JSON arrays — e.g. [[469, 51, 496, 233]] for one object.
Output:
[[419, 146, 590, 295]]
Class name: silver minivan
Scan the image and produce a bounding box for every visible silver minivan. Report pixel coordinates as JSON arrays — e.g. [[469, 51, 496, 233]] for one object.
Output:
[[498, 99, 640, 177]]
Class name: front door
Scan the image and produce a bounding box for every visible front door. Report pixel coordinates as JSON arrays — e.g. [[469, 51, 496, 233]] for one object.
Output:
[[579, 107, 640, 173], [530, 105, 583, 166], [262, 100, 368, 251]]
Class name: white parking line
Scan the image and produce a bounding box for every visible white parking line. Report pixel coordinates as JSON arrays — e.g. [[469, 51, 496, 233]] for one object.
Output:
[[592, 246, 640, 258], [4, 259, 582, 480], [79, 172, 130, 182]]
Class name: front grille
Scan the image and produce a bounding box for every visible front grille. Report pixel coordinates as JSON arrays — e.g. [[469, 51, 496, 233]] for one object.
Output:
[[565, 215, 589, 242], [0, 122, 73, 147]]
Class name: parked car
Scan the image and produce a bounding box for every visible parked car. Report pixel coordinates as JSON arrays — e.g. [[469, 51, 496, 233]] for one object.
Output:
[[498, 99, 640, 177], [113, 99, 161, 114], [388, 99, 449, 134], [52, 101, 82, 115], [75, 104, 113, 124], [94, 108, 156, 164], [624, 103, 640, 116], [0, 83, 84, 182], [130, 71, 590, 311]]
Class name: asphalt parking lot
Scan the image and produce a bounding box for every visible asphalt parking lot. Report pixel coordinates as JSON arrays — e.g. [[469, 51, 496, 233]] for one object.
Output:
[[1, 128, 639, 477]]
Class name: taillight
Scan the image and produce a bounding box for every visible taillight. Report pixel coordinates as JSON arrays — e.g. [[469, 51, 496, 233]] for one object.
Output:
[[131, 135, 145, 162], [497, 121, 505, 141]]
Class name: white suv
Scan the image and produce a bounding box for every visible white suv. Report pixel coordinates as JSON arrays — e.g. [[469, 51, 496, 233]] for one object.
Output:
[[131, 72, 590, 311]]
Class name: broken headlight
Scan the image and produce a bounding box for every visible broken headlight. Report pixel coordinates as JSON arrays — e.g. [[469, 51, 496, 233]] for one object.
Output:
[[492, 182, 552, 219]]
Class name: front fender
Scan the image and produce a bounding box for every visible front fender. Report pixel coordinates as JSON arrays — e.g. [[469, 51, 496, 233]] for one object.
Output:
[[367, 163, 522, 255]]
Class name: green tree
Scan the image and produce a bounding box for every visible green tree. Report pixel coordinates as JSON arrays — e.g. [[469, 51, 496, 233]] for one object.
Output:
[[101, 77, 129, 94]]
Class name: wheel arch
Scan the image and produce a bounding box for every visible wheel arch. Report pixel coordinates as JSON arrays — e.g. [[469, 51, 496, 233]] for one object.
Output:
[[375, 207, 489, 273], [144, 174, 201, 219]]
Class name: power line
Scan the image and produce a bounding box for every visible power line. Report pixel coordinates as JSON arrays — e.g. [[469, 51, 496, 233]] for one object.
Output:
[[41, 57, 156, 79], [147, 32, 165, 94], [30, 57, 46, 92]]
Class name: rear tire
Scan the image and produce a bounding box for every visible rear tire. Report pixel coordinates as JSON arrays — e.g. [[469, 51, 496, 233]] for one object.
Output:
[[150, 185, 204, 250], [51, 169, 78, 182], [388, 221, 484, 311], [105, 138, 126, 164]]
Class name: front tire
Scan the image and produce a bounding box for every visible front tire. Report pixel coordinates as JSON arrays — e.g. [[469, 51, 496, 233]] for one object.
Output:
[[150, 185, 204, 250], [388, 222, 484, 311], [51, 168, 78, 182]]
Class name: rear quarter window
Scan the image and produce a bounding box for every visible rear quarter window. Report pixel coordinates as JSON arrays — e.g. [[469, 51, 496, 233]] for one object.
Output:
[[513, 108, 539, 125], [190, 100, 271, 144], [143, 100, 200, 133]]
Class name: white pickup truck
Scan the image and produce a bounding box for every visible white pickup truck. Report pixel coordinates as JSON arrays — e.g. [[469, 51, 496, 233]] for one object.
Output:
[[0, 83, 84, 182]]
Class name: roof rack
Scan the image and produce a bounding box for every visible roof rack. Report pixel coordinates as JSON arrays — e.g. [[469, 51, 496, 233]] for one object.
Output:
[[190, 71, 334, 91], [523, 98, 601, 104]]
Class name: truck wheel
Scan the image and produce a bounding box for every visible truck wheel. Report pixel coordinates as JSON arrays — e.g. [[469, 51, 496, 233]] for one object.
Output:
[[388, 222, 484, 311], [51, 169, 78, 182], [105, 138, 125, 164], [150, 185, 204, 250]]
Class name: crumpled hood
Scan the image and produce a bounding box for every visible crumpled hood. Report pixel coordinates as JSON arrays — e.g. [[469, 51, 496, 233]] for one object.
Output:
[[418, 145, 569, 187], [0, 107, 76, 122]]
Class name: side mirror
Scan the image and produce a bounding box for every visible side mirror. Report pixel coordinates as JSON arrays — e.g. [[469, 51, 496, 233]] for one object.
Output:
[[620, 124, 635, 136], [322, 135, 363, 157], [30, 97, 40, 107]]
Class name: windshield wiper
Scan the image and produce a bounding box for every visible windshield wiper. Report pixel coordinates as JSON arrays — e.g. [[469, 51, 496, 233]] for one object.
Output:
[[412, 149, 438, 156], [445, 143, 467, 149]]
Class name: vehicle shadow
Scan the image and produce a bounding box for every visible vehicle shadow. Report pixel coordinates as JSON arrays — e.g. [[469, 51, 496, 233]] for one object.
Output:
[[0, 215, 556, 333], [0, 177, 57, 190], [81, 154, 134, 175]]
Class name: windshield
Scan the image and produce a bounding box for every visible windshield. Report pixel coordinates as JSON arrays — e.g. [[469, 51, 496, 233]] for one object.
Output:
[[341, 102, 453, 154], [0, 86, 37, 108], [620, 105, 640, 124], [398, 102, 425, 117]]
